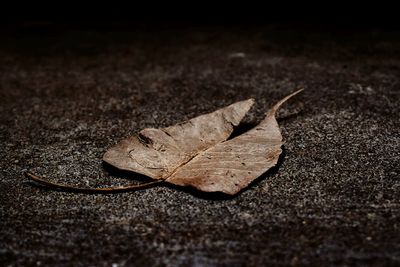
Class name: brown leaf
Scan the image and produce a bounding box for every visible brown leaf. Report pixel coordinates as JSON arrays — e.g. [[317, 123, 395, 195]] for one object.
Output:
[[26, 90, 302, 194], [104, 89, 302, 194]]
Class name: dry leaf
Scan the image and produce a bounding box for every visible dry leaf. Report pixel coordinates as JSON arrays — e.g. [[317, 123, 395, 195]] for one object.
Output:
[[103, 89, 302, 195], [26, 90, 302, 194]]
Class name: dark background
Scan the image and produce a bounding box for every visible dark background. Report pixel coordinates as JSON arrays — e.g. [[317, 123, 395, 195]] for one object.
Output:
[[1, 4, 399, 267], [0, 2, 399, 27]]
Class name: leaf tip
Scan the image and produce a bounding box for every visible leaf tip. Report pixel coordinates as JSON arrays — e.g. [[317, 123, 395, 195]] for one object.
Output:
[[269, 88, 304, 115]]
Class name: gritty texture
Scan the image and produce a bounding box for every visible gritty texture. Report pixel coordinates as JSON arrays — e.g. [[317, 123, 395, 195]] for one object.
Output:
[[0, 24, 399, 266]]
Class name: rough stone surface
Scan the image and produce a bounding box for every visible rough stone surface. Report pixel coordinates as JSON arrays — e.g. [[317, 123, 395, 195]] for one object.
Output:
[[0, 24, 399, 266]]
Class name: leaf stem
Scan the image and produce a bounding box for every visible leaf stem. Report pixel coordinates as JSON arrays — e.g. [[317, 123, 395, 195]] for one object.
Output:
[[25, 171, 163, 193], [269, 88, 304, 115]]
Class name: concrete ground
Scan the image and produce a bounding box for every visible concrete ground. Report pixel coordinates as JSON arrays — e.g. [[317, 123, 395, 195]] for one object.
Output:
[[0, 24, 399, 266]]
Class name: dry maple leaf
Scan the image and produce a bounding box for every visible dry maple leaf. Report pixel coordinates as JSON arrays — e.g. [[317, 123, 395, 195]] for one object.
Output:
[[26, 89, 302, 195]]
